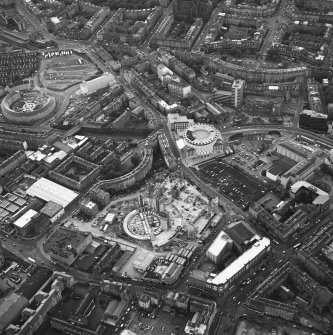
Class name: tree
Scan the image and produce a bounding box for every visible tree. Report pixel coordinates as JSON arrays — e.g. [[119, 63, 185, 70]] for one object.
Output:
[[266, 49, 282, 62], [228, 47, 242, 58], [110, 157, 121, 171]]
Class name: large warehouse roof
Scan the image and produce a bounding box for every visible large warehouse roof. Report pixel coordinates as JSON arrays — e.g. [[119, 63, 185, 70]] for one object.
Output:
[[26, 178, 78, 208], [209, 237, 270, 285], [13, 209, 37, 228]]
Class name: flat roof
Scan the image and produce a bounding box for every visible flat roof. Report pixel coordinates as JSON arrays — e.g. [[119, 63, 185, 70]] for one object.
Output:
[[13, 209, 37, 228], [26, 177, 78, 208], [16, 267, 53, 300], [267, 159, 295, 177], [51, 17, 60, 24], [40, 201, 63, 217], [168, 113, 190, 124], [290, 180, 330, 205], [209, 237, 270, 285], [0, 293, 28, 333], [207, 231, 232, 258], [278, 142, 309, 159], [176, 139, 186, 149]]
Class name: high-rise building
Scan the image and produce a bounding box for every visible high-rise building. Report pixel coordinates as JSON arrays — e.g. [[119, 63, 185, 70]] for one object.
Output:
[[231, 79, 245, 108]]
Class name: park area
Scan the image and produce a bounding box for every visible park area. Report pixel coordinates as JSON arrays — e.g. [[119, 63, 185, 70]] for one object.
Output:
[[40, 53, 99, 91]]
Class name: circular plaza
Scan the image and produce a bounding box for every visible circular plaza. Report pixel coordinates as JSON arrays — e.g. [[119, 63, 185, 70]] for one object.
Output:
[[183, 124, 222, 156], [123, 208, 161, 241], [1, 86, 56, 123]]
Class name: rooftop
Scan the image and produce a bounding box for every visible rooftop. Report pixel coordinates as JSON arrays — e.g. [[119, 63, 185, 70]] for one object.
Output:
[[0, 293, 28, 333], [290, 180, 330, 205], [207, 231, 232, 258], [16, 267, 53, 300], [209, 237, 270, 285], [26, 177, 78, 208], [278, 141, 312, 159], [224, 221, 256, 246], [168, 113, 191, 124], [13, 209, 37, 229], [40, 201, 63, 218]]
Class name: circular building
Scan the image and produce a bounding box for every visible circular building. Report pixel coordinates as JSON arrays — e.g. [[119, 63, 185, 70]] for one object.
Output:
[[123, 208, 161, 241], [1, 86, 56, 123], [183, 123, 223, 157]]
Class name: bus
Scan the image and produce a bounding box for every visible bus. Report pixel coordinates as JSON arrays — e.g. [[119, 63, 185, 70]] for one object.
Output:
[[27, 257, 36, 264], [293, 243, 301, 250]]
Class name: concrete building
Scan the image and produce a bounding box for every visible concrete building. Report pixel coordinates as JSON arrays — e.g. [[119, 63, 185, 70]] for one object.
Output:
[[167, 113, 195, 134], [159, 51, 196, 82], [47, 17, 65, 32], [0, 150, 26, 178], [80, 199, 99, 216], [40, 201, 64, 223], [89, 187, 110, 207], [180, 123, 223, 161], [98, 144, 153, 192], [138, 291, 160, 310], [168, 81, 191, 98], [5, 275, 70, 335], [206, 231, 233, 264], [214, 90, 232, 105], [231, 79, 245, 108], [154, 13, 174, 39], [307, 79, 323, 114], [81, 6, 110, 37], [290, 181, 330, 209], [48, 227, 93, 266], [273, 141, 327, 187], [158, 131, 178, 169], [49, 155, 101, 192], [13, 209, 38, 237], [246, 298, 296, 320], [26, 177, 78, 209], [79, 73, 116, 95], [299, 109, 328, 133], [189, 237, 271, 294]]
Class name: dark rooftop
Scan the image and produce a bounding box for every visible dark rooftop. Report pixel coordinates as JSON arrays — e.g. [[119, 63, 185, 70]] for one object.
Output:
[[16, 267, 53, 300]]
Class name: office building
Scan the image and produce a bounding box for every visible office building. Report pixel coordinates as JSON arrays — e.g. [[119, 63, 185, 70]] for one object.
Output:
[[231, 79, 245, 108], [206, 231, 233, 264]]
